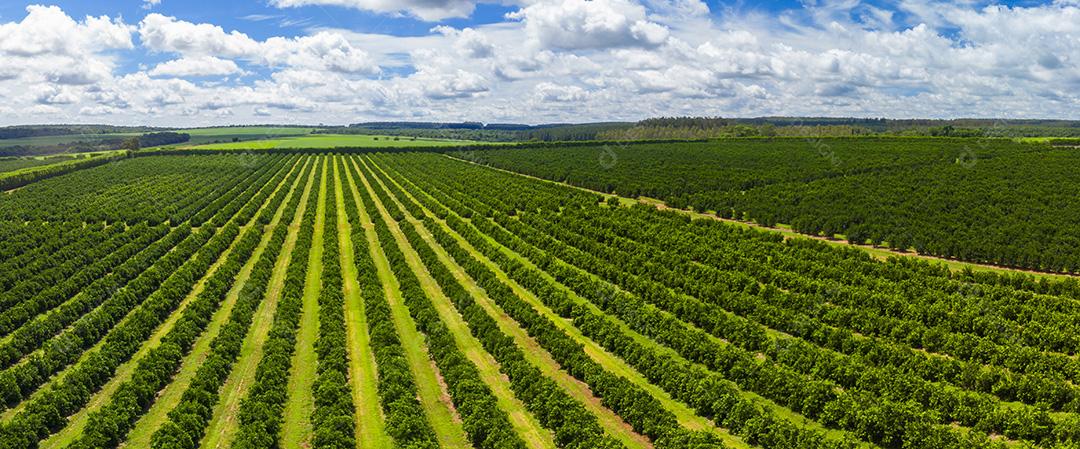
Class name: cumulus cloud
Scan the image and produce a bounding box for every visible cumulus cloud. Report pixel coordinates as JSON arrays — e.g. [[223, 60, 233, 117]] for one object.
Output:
[[507, 0, 670, 50], [148, 56, 243, 77], [139, 14, 379, 75], [263, 32, 380, 74], [0, 1, 1079, 125], [534, 82, 589, 102], [46, 62, 114, 85], [433, 26, 495, 59], [270, 0, 477, 21], [34, 86, 80, 105], [412, 69, 490, 99], [0, 5, 132, 57], [139, 14, 261, 57], [0, 5, 134, 117]]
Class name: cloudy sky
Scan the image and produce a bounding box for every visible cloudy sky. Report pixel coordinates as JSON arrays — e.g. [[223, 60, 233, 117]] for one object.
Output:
[[0, 0, 1076, 126]]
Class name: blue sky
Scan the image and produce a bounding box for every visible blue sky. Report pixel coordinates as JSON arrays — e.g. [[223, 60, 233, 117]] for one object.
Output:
[[0, 1, 1075, 126]]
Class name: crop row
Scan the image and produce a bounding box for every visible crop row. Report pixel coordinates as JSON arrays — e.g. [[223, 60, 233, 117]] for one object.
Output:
[[347, 156, 530, 449], [231, 159, 318, 448], [66, 155, 306, 449], [374, 152, 1080, 448], [466, 140, 1080, 272], [0, 153, 301, 449]]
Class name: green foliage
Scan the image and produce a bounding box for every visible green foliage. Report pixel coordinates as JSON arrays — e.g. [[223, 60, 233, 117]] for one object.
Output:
[[0, 155, 301, 449], [0, 154, 281, 224], [0, 152, 128, 191], [146, 166, 296, 449], [138, 132, 190, 148], [374, 167, 724, 447], [469, 138, 1080, 272], [233, 159, 318, 449], [373, 152, 1080, 449], [347, 156, 530, 449], [338, 157, 440, 448], [120, 137, 141, 151], [311, 157, 357, 449], [321, 122, 635, 142], [0, 156, 81, 174], [4, 149, 1080, 449], [361, 157, 626, 449]]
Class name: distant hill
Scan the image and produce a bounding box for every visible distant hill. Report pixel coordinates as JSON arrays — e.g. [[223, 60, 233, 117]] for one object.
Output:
[[0, 125, 165, 140]]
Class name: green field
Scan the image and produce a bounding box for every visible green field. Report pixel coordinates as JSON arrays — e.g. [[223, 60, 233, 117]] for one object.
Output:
[[187, 134, 479, 149], [179, 127, 317, 137], [0, 156, 74, 174]]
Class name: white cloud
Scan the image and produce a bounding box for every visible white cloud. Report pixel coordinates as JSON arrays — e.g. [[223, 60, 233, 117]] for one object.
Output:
[[46, 61, 114, 86], [0, 5, 132, 57], [0, 65, 19, 81], [139, 15, 379, 75], [414, 69, 490, 99], [79, 105, 119, 116], [507, 0, 670, 50], [0, 2, 1079, 126], [433, 26, 495, 59], [139, 14, 260, 57], [534, 82, 589, 102], [270, 0, 477, 21], [263, 32, 380, 74], [149, 56, 243, 77], [33, 85, 79, 105], [0, 5, 134, 120], [142, 0, 162, 10]]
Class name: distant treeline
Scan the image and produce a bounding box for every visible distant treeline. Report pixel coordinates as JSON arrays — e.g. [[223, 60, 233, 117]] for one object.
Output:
[[0, 132, 189, 157], [137, 132, 190, 148], [0, 125, 164, 140], [326, 117, 1080, 142], [597, 117, 1080, 140], [0, 139, 127, 157], [320, 122, 635, 142], [135, 139, 702, 157]]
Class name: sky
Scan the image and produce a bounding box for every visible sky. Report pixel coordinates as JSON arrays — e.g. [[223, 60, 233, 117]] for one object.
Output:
[[0, 0, 1076, 126]]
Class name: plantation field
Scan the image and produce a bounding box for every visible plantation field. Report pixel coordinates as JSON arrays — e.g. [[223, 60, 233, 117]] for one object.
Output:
[[186, 134, 479, 150], [467, 138, 1080, 272], [0, 149, 1078, 449], [0, 151, 129, 192]]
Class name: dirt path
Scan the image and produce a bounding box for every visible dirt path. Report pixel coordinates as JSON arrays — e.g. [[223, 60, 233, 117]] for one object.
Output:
[[199, 157, 317, 449], [331, 156, 392, 449], [282, 156, 326, 449]]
